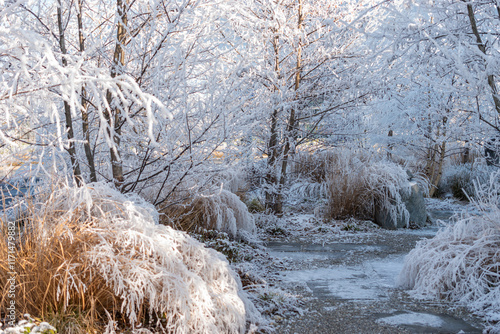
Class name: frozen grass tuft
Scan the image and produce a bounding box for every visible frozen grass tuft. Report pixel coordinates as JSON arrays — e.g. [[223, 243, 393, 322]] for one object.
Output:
[[0, 182, 260, 333], [398, 171, 500, 330], [438, 161, 495, 200], [160, 188, 256, 239], [289, 150, 411, 227]]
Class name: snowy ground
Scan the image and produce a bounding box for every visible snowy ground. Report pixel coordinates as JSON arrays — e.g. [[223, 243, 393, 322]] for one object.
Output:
[[247, 198, 486, 333]]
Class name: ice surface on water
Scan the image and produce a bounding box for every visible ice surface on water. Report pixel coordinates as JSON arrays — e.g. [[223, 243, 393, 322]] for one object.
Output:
[[376, 311, 482, 333], [377, 312, 445, 327], [280, 255, 405, 300], [267, 242, 387, 262], [394, 226, 439, 237]]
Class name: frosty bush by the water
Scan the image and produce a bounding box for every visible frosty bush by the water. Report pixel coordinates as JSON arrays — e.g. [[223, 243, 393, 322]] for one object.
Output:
[[0, 182, 260, 333], [160, 188, 256, 239], [150, 169, 256, 238], [289, 150, 411, 226], [398, 171, 500, 330], [438, 161, 495, 200], [219, 168, 250, 200]]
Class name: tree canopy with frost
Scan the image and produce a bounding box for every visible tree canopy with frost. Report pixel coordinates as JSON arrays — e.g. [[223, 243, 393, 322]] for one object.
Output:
[[366, 0, 500, 185], [239, 0, 382, 215], [0, 0, 256, 205]]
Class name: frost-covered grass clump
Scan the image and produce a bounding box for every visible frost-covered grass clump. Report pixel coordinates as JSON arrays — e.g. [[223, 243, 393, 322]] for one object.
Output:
[[0, 182, 260, 334], [192, 229, 259, 263], [289, 149, 411, 225], [159, 188, 256, 239], [438, 161, 495, 200], [399, 172, 500, 331], [145, 169, 256, 239]]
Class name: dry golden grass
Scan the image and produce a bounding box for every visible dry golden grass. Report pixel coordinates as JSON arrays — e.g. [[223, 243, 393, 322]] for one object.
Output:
[[0, 191, 163, 333], [0, 208, 123, 333], [291, 149, 409, 222], [159, 189, 255, 238], [160, 196, 211, 232], [292, 150, 374, 219], [325, 170, 372, 220], [0, 182, 256, 334]]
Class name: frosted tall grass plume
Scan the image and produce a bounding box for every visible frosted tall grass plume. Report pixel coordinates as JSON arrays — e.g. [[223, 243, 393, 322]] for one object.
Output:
[[438, 161, 495, 200], [157, 171, 256, 240], [398, 170, 500, 331], [0, 182, 260, 334], [289, 149, 413, 227]]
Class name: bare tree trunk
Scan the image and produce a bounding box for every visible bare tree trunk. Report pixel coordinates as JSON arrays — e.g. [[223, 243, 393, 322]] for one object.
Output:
[[106, 0, 128, 188], [424, 115, 436, 175], [387, 129, 394, 160], [57, 0, 83, 186], [462, 145, 470, 164], [265, 33, 282, 214], [428, 140, 446, 197], [466, 3, 500, 115], [275, 0, 304, 215], [265, 108, 280, 213], [428, 116, 447, 197], [77, 0, 97, 182]]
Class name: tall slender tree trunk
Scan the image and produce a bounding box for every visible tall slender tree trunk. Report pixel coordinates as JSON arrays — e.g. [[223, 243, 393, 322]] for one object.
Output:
[[466, 2, 500, 115], [462, 144, 470, 164], [265, 33, 282, 214], [106, 0, 128, 188], [387, 129, 394, 160], [428, 140, 446, 198], [77, 0, 97, 182], [275, 0, 304, 215], [427, 116, 447, 197], [57, 0, 83, 186]]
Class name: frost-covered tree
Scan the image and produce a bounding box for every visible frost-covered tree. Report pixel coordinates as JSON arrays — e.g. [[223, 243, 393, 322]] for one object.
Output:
[[0, 0, 256, 205], [243, 0, 378, 215], [365, 0, 500, 192]]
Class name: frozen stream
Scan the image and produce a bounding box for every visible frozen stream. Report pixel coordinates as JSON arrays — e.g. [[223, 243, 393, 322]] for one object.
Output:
[[266, 208, 484, 333]]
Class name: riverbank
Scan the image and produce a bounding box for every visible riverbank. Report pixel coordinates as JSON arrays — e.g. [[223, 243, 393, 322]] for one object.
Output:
[[251, 199, 486, 333]]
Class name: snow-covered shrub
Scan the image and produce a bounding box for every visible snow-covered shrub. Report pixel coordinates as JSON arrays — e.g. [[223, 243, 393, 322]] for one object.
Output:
[[359, 161, 411, 225], [287, 151, 343, 209], [398, 171, 500, 330], [288, 181, 329, 203], [143, 168, 256, 239], [219, 168, 250, 200], [0, 182, 260, 334], [288, 150, 360, 208], [326, 158, 411, 225], [159, 188, 256, 239], [0, 316, 57, 334], [438, 162, 495, 200], [322, 150, 368, 216], [289, 149, 411, 226], [192, 230, 255, 263]]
